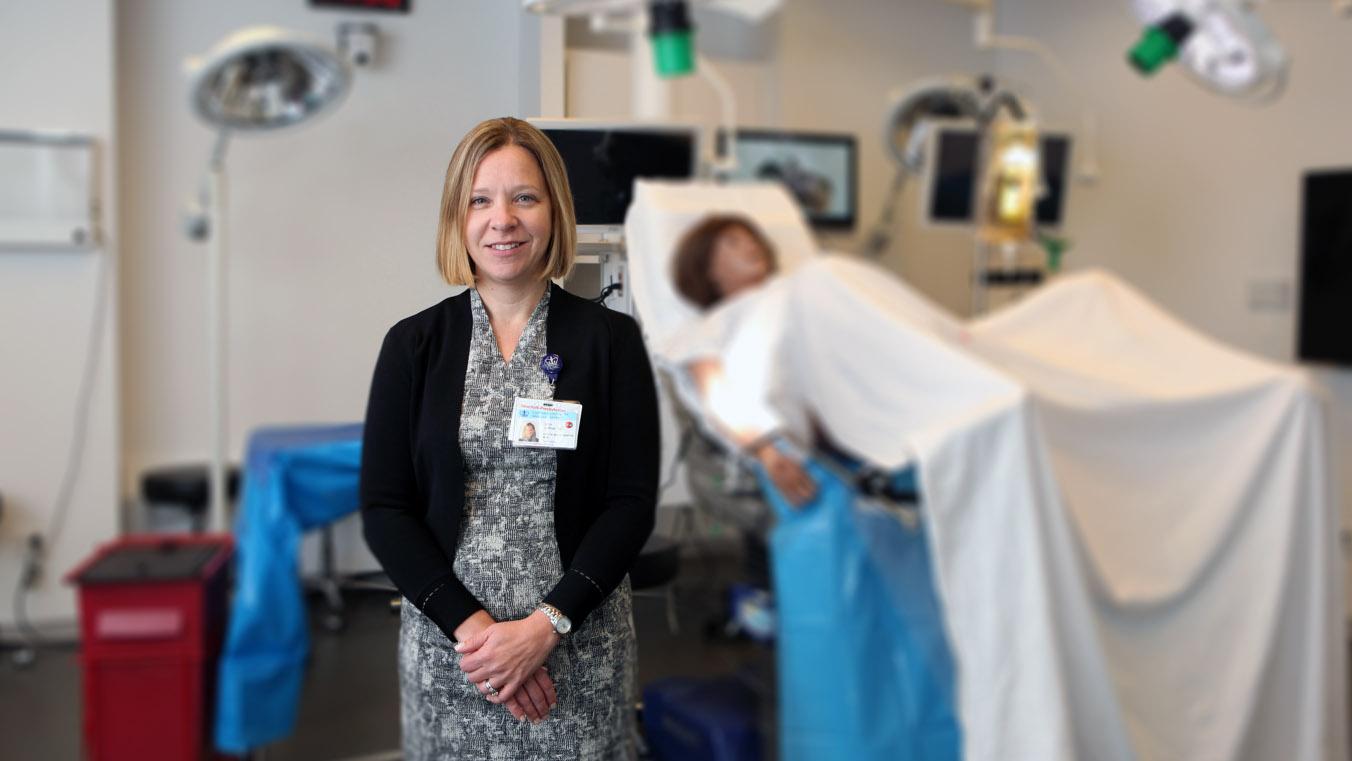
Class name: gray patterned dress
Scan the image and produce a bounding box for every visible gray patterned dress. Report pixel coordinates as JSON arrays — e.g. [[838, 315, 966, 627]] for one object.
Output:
[[398, 288, 638, 761]]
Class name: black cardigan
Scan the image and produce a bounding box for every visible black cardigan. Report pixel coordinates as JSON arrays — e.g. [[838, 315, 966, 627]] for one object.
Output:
[[359, 284, 659, 641]]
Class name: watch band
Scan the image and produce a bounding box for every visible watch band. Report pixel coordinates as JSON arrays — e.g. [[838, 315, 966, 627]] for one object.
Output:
[[536, 602, 571, 636]]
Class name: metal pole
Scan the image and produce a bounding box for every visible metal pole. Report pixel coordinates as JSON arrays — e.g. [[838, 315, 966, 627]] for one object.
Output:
[[971, 238, 985, 317], [207, 163, 228, 532]]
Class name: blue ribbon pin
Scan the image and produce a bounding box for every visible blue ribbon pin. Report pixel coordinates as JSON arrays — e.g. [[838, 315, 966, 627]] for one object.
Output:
[[540, 353, 562, 384]]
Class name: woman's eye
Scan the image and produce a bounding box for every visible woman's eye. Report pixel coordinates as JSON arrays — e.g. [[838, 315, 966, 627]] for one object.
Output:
[[515, 194, 538, 204], [470, 196, 489, 208]]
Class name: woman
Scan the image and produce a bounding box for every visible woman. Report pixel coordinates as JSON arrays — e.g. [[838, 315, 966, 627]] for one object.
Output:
[[519, 421, 539, 442], [670, 215, 816, 506], [360, 117, 659, 760]]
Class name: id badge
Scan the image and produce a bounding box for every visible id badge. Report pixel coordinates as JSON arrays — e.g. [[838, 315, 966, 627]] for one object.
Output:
[[510, 398, 582, 450]]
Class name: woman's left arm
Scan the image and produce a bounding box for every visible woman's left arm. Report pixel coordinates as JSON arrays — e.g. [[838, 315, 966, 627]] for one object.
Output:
[[542, 313, 659, 620]]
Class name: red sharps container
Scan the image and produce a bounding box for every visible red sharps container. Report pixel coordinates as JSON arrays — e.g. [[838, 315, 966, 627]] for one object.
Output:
[[66, 534, 233, 761]]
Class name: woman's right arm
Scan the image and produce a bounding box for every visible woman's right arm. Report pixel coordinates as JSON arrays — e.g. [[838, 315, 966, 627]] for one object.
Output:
[[360, 324, 483, 641]]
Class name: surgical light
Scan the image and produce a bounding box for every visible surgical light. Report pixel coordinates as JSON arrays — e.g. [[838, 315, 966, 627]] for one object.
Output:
[[1126, 0, 1287, 101], [883, 80, 984, 174], [865, 78, 1015, 257], [186, 27, 350, 132], [183, 27, 352, 531]]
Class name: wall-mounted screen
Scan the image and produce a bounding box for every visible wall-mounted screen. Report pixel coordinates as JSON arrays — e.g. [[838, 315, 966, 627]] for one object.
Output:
[[725, 129, 857, 230], [1298, 169, 1352, 366]]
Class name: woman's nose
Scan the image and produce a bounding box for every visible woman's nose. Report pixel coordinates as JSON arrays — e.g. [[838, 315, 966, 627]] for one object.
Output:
[[490, 203, 517, 229]]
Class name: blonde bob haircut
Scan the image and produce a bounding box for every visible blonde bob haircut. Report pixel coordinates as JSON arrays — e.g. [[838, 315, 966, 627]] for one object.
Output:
[[436, 117, 577, 286]]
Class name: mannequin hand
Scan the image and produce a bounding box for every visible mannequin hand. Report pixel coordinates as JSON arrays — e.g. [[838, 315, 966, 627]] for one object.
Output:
[[456, 611, 559, 706], [755, 444, 816, 507]]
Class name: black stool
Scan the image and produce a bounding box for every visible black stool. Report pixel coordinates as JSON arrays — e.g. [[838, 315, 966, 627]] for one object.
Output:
[[140, 464, 242, 532], [631, 535, 681, 634]]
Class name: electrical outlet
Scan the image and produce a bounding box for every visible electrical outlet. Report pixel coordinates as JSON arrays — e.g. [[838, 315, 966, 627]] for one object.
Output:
[[1247, 279, 1291, 312], [337, 22, 379, 68], [21, 533, 45, 589]]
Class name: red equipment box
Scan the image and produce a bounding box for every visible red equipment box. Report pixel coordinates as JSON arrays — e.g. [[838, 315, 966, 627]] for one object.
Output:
[[66, 534, 233, 761]]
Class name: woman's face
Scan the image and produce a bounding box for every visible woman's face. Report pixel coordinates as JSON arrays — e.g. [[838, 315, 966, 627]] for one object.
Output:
[[465, 144, 553, 290], [708, 224, 772, 301]]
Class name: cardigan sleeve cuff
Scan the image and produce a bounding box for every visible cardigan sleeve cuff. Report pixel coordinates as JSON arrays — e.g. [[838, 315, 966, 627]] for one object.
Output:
[[543, 568, 607, 631], [416, 574, 482, 643]]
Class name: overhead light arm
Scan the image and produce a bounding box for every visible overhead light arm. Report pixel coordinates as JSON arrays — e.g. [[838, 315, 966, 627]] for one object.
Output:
[[962, 5, 1101, 182], [864, 78, 988, 257]]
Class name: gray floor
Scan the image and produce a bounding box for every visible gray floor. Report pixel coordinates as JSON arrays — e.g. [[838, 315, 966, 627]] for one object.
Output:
[[7, 555, 1352, 760], [0, 548, 764, 761]]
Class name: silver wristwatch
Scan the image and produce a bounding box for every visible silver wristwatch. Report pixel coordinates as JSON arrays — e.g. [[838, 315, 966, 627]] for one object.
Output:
[[536, 602, 572, 636]]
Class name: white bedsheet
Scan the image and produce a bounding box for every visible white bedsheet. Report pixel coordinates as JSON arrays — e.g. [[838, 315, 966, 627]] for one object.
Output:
[[968, 272, 1346, 761], [623, 181, 1345, 761], [651, 260, 1343, 761]]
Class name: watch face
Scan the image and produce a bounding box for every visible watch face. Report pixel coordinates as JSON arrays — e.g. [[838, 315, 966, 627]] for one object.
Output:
[[557, 616, 572, 635]]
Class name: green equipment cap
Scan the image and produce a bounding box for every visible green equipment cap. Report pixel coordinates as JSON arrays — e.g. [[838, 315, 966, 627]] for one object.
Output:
[[1127, 13, 1195, 76], [649, 1, 695, 79]]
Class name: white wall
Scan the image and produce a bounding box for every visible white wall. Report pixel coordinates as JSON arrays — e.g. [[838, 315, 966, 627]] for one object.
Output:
[[0, 1, 120, 627], [983, 0, 1352, 607], [113, 2, 557, 577]]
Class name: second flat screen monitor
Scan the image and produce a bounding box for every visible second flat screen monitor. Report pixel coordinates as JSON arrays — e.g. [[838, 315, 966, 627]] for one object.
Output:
[[1298, 169, 1352, 367], [727, 130, 857, 230], [928, 126, 1072, 228]]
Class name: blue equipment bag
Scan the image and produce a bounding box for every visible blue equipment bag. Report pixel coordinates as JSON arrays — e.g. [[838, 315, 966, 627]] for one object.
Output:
[[760, 459, 962, 761], [642, 675, 763, 761], [214, 424, 364, 754]]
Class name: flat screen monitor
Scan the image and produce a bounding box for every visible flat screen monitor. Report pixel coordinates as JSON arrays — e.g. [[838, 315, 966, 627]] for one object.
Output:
[[1298, 169, 1352, 366], [724, 129, 857, 230], [926, 123, 1072, 229], [530, 119, 699, 240]]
